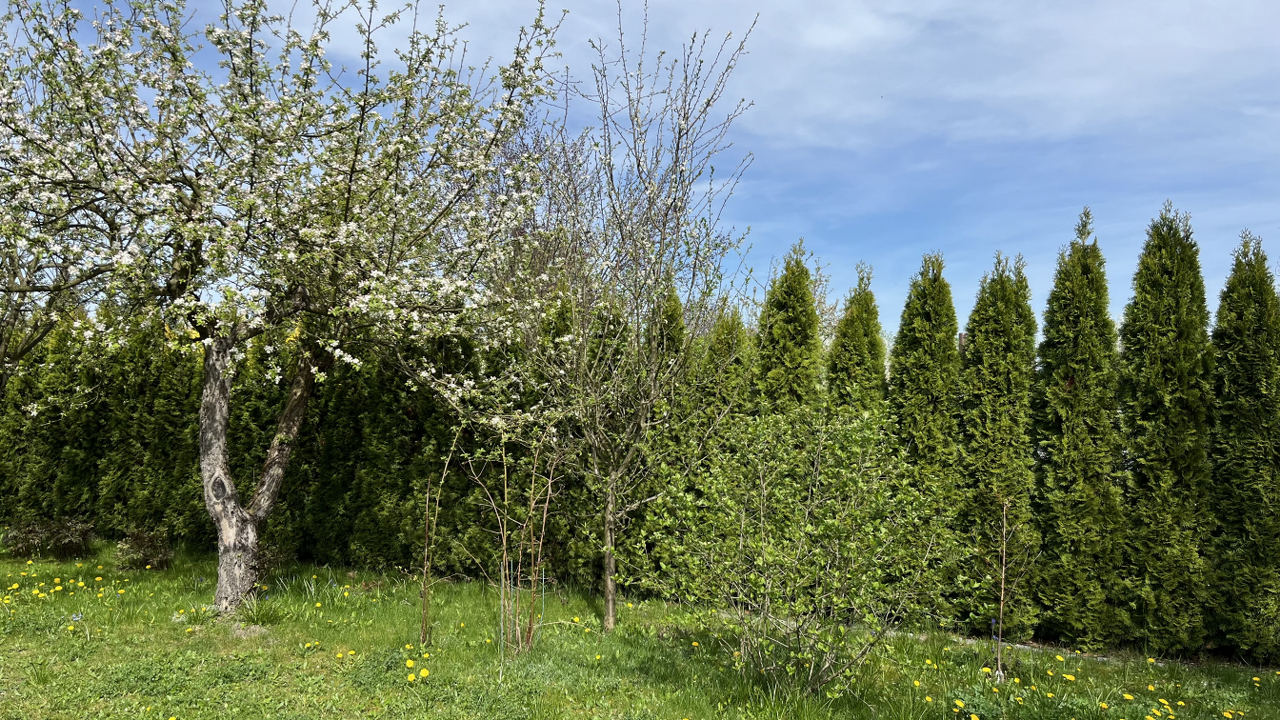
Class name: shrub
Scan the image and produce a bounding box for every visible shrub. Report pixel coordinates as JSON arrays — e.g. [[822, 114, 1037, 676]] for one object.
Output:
[[116, 528, 174, 570], [636, 406, 933, 696], [1, 518, 93, 559]]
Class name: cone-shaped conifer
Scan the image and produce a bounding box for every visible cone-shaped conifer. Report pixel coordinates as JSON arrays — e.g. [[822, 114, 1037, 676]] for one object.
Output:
[[756, 243, 822, 409], [1119, 202, 1214, 653], [1033, 209, 1127, 647], [889, 253, 961, 477], [888, 253, 963, 617], [828, 264, 886, 411], [1209, 233, 1280, 661], [957, 254, 1040, 638]]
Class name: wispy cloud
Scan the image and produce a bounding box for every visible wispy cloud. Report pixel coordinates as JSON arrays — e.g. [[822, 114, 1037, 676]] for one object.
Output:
[[196, 0, 1280, 331]]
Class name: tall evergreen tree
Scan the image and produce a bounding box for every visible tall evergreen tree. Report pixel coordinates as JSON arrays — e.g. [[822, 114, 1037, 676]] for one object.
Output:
[[1033, 209, 1127, 647], [889, 253, 961, 478], [756, 243, 822, 409], [957, 254, 1040, 638], [1119, 202, 1214, 653], [1208, 233, 1280, 661], [888, 253, 963, 618], [828, 264, 887, 411]]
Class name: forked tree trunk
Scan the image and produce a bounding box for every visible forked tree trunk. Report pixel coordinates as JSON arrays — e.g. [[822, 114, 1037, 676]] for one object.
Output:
[[199, 336, 315, 613]]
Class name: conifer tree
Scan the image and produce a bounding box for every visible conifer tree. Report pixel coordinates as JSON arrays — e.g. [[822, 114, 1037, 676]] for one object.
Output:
[[888, 253, 963, 617], [756, 243, 822, 409], [957, 254, 1040, 639], [1209, 233, 1280, 661], [828, 264, 887, 411], [1119, 202, 1214, 653], [1033, 209, 1127, 647], [889, 253, 961, 480]]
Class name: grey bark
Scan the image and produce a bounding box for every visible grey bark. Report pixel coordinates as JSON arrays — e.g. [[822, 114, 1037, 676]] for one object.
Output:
[[199, 335, 315, 613]]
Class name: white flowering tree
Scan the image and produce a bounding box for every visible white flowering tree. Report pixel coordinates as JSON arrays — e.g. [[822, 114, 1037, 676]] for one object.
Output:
[[0, 0, 555, 611]]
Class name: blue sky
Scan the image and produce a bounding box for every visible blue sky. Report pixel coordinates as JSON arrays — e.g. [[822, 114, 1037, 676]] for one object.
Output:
[[198, 0, 1280, 335]]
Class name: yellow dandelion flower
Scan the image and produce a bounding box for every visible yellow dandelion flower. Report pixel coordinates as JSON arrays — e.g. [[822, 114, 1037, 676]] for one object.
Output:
[[1102, 703, 1109, 709], [67, 625, 74, 630], [982, 667, 992, 674], [348, 651, 355, 656], [405, 644, 413, 649], [914, 680, 921, 687], [305, 643, 312, 648], [315, 603, 321, 608], [1148, 658, 1155, 664], [1149, 685, 1155, 691], [1014, 678, 1021, 684], [1160, 700, 1169, 706], [1252, 677, 1260, 682], [955, 700, 965, 708], [186, 628, 194, 633], [596, 654, 602, 660], [971, 715, 979, 720], [419, 668, 429, 677], [1065, 675, 1076, 681], [1177, 702, 1184, 706], [1047, 693, 1055, 698], [1125, 694, 1135, 700], [926, 696, 933, 703], [95, 577, 102, 581], [573, 616, 580, 623], [1056, 655, 1065, 661], [407, 673, 416, 682], [692, 642, 699, 647], [406, 659, 414, 668]]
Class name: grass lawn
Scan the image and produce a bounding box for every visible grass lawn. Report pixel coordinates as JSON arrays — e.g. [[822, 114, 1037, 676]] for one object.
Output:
[[1, 549, 1276, 719]]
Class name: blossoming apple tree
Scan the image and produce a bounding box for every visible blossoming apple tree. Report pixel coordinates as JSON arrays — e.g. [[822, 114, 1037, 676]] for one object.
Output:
[[0, 0, 555, 611]]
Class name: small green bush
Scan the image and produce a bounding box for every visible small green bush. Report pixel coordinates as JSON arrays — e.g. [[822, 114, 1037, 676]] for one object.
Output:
[[116, 528, 174, 569], [2, 518, 93, 559]]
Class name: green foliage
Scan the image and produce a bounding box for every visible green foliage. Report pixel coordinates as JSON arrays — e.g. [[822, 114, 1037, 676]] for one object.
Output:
[[116, 528, 175, 570], [956, 254, 1040, 639], [827, 264, 886, 411], [889, 253, 961, 477], [1208, 233, 1280, 661], [0, 314, 207, 543], [1118, 202, 1215, 653], [635, 405, 930, 696], [1033, 210, 1128, 648], [887, 253, 963, 618], [756, 243, 822, 409]]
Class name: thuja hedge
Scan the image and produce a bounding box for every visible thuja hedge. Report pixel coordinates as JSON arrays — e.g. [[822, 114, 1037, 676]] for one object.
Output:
[[4, 205, 1279, 662]]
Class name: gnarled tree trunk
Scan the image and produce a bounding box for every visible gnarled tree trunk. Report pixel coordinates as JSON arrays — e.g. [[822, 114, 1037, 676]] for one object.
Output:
[[199, 335, 315, 613]]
